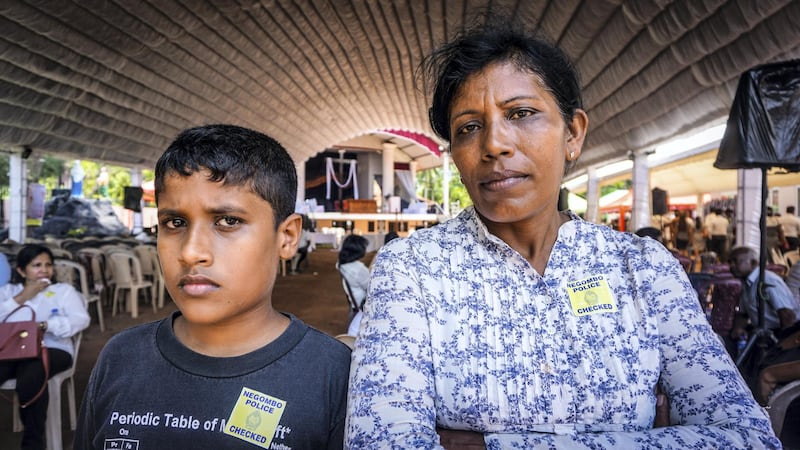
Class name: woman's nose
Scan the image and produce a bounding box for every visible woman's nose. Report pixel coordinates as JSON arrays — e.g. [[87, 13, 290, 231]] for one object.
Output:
[[481, 119, 514, 159]]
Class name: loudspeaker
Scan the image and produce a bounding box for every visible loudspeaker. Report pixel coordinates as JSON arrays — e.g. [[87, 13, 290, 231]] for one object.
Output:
[[123, 187, 143, 212], [558, 188, 570, 211], [714, 60, 800, 171], [652, 188, 668, 215]]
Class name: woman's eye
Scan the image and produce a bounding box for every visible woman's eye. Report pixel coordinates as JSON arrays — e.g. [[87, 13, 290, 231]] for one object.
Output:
[[216, 216, 242, 227], [456, 123, 480, 135], [510, 109, 534, 120]]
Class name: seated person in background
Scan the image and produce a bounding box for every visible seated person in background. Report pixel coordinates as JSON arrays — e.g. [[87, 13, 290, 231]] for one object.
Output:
[[0, 252, 10, 286], [383, 231, 400, 246], [346, 15, 778, 449], [337, 234, 369, 336], [788, 261, 800, 303], [290, 214, 313, 274], [0, 244, 90, 450], [634, 226, 663, 244], [74, 124, 351, 449], [729, 246, 800, 402], [729, 246, 800, 341]]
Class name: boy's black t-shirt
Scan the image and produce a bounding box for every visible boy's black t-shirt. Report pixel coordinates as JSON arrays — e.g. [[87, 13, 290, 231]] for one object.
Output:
[[74, 312, 351, 450]]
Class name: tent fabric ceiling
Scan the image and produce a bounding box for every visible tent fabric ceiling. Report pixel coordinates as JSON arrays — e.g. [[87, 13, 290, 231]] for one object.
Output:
[[0, 0, 799, 173]]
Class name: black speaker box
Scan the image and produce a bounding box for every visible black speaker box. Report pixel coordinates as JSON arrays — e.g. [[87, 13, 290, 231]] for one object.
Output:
[[652, 188, 668, 215], [123, 187, 143, 212], [558, 188, 570, 211]]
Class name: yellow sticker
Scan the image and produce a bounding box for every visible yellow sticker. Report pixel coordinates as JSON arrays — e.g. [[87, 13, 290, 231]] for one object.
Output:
[[223, 387, 286, 449], [45, 291, 55, 297], [567, 275, 617, 316]]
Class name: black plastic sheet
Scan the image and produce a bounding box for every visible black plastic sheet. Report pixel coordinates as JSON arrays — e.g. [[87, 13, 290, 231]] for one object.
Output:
[[715, 60, 800, 171]]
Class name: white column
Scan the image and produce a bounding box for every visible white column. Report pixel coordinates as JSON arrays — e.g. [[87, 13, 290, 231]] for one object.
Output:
[[585, 167, 599, 223], [630, 151, 651, 232], [442, 151, 451, 216], [381, 142, 396, 199], [737, 168, 763, 251], [409, 160, 418, 201], [9, 154, 27, 243], [130, 168, 143, 234], [295, 159, 305, 209]]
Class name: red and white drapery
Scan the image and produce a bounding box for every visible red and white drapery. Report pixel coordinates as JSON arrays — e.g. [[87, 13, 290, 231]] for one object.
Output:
[[326, 157, 359, 200]]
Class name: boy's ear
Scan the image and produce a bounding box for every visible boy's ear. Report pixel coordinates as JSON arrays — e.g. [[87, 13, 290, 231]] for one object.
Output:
[[277, 213, 302, 260]]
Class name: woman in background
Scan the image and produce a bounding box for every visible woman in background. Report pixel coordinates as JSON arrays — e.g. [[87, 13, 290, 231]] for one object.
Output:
[[0, 244, 90, 450], [337, 234, 370, 336]]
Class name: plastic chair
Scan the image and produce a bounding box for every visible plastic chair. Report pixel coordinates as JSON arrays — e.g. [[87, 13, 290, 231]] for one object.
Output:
[[674, 254, 693, 273], [0, 329, 84, 450], [335, 263, 361, 317], [54, 259, 104, 332], [708, 263, 732, 274], [768, 379, 800, 438], [699, 251, 718, 271], [687, 272, 715, 310], [133, 245, 162, 308], [771, 247, 787, 266], [766, 263, 788, 278], [76, 248, 109, 308], [108, 251, 154, 319], [785, 250, 800, 268], [708, 278, 742, 337], [334, 334, 356, 350], [144, 245, 167, 308]]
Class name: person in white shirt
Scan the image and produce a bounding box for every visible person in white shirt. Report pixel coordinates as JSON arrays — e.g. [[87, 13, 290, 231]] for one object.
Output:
[[705, 208, 730, 262], [780, 206, 800, 252], [0, 244, 90, 449]]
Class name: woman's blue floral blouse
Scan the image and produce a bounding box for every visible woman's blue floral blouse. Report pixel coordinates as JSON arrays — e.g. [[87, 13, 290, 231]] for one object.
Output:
[[346, 207, 779, 449]]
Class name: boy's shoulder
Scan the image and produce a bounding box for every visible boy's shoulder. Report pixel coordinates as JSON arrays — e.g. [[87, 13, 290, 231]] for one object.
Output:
[[104, 318, 160, 348], [288, 317, 352, 368]]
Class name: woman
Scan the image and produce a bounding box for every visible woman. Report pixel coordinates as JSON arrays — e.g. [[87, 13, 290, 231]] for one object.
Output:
[[346, 17, 778, 449], [337, 234, 370, 336], [671, 210, 694, 256], [0, 244, 90, 450]]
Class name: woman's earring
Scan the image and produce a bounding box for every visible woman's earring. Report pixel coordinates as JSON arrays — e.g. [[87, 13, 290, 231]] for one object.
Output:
[[569, 151, 575, 160]]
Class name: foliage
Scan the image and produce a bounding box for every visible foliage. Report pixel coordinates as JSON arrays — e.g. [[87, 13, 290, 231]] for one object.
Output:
[[0, 153, 152, 207], [601, 179, 632, 197], [416, 163, 472, 213]]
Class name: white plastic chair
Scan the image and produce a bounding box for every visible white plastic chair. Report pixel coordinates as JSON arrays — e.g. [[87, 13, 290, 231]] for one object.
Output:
[[785, 250, 800, 268], [767, 379, 800, 438], [108, 251, 154, 318], [335, 263, 361, 317], [145, 245, 167, 308], [75, 247, 113, 313], [54, 259, 104, 332], [771, 247, 787, 267], [134, 245, 166, 308]]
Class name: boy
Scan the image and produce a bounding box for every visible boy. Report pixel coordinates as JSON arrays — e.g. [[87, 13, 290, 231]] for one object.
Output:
[[74, 124, 351, 449]]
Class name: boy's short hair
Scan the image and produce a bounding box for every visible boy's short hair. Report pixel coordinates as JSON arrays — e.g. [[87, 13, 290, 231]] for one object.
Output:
[[154, 124, 297, 227]]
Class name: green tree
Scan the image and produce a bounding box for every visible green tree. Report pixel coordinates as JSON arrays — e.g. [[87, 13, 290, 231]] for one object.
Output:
[[416, 163, 472, 213]]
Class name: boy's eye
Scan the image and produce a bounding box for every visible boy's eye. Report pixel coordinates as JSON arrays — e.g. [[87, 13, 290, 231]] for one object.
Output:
[[161, 217, 186, 229], [216, 216, 242, 228]]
